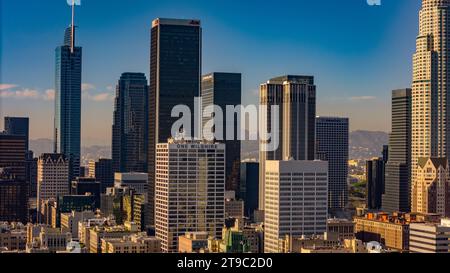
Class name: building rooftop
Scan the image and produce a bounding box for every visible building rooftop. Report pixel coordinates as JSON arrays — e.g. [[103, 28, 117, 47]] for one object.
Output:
[[152, 18, 201, 28], [417, 157, 448, 169]]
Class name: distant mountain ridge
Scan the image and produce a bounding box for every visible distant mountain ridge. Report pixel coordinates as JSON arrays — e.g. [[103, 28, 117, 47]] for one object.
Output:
[[349, 130, 389, 160], [31, 130, 389, 164], [241, 130, 390, 162], [29, 139, 54, 156]]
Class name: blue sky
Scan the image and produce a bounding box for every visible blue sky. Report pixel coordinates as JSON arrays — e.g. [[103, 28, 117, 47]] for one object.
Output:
[[0, 0, 421, 145]]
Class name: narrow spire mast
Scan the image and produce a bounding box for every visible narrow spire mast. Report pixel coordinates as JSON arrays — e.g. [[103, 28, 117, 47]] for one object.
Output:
[[71, 0, 75, 53]]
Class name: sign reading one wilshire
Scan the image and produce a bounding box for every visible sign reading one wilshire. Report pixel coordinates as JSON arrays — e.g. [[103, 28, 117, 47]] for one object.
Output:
[[170, 100, 280, 153]]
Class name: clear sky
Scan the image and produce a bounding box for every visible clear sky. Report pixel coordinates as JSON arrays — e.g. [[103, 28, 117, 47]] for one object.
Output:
[[0, 0, 421, 146]]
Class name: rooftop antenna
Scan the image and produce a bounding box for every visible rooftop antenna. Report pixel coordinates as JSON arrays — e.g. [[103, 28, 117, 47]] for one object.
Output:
[[71, 0, 75, 53]]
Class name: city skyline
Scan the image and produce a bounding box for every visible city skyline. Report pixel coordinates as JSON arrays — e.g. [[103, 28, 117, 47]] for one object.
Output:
[[1, 0, 421, 145], [3, 0, 450, 257]]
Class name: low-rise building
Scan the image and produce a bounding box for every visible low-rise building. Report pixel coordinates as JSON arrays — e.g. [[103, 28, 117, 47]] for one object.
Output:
[[354, 212, 410, 251], [0, 222, 27, 251], [327, 218, 355, 241], [26, 224, 71, 252], [89, 222, 140, 253], [241, 223, 264, 253], [300, 239, 367, 253], [225, 191, 244, 227], [410, 218, 450, 253], [78, 217, 116, 249], [204, 220, 260, 253], [60, 211, 96, 240], [278, 232, 341, 253], [101, 233, 161, 253], [178, 232, 210, 253]]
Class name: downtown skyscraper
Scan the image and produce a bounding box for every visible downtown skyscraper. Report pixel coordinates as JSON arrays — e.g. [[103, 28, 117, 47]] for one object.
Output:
[[112, 73, 149, 174], [259, 75, 316, 211], [264, 160, 328, 253], [201, 72, 242, 192], [155, 140, 225, 253], [382, 89, 411, 213], [4, 117, 29, 151], [316, 117, 349, 210], [54, 4, 82, 182], [0, 133, 28, 223], [411, 0, 450, 216], [148, 18, 202, 226]]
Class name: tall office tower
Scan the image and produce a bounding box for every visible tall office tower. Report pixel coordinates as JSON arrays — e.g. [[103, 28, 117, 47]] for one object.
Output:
[[148, 18, 202, 226], [316, 117, 349, 210], [366, 158, 385, 210], [54, 4, 82, 182], [259, 81, 283, 212], [112, 73, 149, 173], [264, 160, 328, 253], [0, 168, 28, 224], [3, 118, 36, 202], [88, 159, 114, 193], [0, 133, 28, 223], [4, 117, 29, 151], [0, 133, 27, 181], [382, 145, 389, 163], [201, 72, 242, 192], [240, 162, 259, 218], [155, 139, 225, 253], [26, 151, 38, 198], [382, 89, 412, 213], [259, 75, 316, 211], [411, 0, 450, 215], [37, 154, 70, 217]]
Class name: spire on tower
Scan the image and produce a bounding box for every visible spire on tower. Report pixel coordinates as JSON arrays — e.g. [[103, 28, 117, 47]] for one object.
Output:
[[64, 0, 80, 52]]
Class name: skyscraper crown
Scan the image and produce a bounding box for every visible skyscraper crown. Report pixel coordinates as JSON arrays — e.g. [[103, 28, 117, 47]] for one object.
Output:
[[422, 0, 450, 8]]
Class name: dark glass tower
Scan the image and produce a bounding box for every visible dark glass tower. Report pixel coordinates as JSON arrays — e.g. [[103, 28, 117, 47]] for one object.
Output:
[[0, 134, 28, 223], [148, 18, 202, 226], [316, 117, 349, 210], [382, 89, 412, 213], [112, 73, 149, 173], [240, 162, 259, 218], [54, 7, 82, 182], [0, 133, 27, 180], [202, 72, 241, 192], [89, 158, 114, 193], [0, 168, 28, 224], [4, 117, 29, 151], [366, 158, 385, 210]]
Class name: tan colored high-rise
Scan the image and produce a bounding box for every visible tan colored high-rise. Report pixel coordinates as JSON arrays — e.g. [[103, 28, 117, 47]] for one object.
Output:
[[414, 158, 450, 215], [411, 0, 450, 215]]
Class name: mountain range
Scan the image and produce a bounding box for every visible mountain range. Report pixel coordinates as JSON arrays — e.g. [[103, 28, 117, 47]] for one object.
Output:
[[30, 130, 389, 164]]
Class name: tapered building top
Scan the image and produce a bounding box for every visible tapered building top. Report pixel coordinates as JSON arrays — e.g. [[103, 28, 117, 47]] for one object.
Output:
[[411, 0, 450, 215], [63, 0, 78, 52]]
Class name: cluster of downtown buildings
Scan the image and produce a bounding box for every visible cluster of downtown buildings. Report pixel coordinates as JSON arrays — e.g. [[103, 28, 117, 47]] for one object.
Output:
[[2, 0, 450, 254]]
